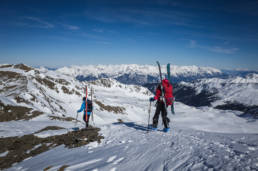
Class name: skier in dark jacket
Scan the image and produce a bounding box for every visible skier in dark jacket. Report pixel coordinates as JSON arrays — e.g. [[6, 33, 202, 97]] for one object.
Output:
[[77, 97, 93, 128], [150, 78, 174, 132]]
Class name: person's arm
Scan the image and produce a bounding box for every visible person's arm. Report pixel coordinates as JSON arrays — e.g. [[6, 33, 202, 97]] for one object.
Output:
[[154, 85, 161, 100], [77, 102, 85, 113]]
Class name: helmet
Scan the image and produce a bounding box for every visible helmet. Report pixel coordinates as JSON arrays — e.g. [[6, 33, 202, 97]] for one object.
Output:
[[83, 97, 86, 101]]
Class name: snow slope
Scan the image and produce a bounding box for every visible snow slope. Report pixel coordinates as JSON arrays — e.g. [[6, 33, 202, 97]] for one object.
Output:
[[1, 64, 258, 170], [180, 73, 258, 106], [0, 64, 152, 137], [7, 102, 258, 171]]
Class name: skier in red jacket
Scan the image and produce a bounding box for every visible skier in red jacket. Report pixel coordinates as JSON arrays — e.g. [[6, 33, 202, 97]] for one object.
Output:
[[149, 78, 174, 132]]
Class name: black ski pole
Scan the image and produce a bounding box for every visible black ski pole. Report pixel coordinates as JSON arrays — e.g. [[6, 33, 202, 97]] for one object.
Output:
[[91, 87, 95, 126], [147, 101, 152, 133]]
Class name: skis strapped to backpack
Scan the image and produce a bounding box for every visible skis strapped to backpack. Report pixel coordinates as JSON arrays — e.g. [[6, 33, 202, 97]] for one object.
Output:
[[91, 87, 95, 125], [167, 63, 171, 83], [85, 86, 88, 122], [166, 63, 175, 114], [156, 61, 168, 113]]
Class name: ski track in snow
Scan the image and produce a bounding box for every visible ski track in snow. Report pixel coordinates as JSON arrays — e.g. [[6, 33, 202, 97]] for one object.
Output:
[[8, 122, 258, 171], [107, 156, 117, 163]]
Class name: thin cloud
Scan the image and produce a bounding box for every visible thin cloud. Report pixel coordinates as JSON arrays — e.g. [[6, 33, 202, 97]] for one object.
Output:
[[84, 7, 199, 27], [189, 40, 238, 54], [23, 16, 54, 28], [93, 28, 104, 33], [208, 46, 238, 54], [81, 32, 103, 40], [63, 24, 80, 30]]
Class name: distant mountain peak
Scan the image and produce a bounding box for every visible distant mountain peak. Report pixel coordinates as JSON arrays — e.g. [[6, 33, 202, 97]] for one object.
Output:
[[57, 64, 223, 85]]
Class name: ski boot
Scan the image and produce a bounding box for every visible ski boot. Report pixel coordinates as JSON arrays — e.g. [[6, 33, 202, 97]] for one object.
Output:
[[163, 127, 170, 133], [152, 127, 158, 131]]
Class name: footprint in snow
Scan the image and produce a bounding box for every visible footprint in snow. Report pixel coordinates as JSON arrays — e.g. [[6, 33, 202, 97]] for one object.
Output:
[[248, 147, 256, 151], [105, 140, 112, 144], [113, 157, 125, 165], [120, 140, 126, 144], [107, 155, 117, 163]]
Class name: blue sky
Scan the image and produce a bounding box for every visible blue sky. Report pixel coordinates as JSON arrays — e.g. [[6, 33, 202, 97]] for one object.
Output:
[[0, 0, 258, 70]]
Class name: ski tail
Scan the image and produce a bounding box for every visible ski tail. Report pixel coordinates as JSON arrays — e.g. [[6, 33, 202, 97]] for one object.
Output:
[[156, 61, 162, 82], [156, 61, 168, 111], [167, 63, 175, 114], [167, 63, 171, 83], [85, 86, 88, 122], [91, 87, 94, 123]]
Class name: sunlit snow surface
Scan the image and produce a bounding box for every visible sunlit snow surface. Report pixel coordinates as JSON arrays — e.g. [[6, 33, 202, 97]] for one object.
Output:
[[1, 65, 258, 171], [6, 104, 258, 171]]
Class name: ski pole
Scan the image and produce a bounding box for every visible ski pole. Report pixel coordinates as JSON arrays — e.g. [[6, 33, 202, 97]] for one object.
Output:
[[74, 112, 79, 127], [147, 101, 152, 133], [91, 87, 95, 126]]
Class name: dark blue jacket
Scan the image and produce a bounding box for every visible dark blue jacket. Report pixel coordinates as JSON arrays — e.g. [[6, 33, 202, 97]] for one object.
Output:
[[77, 99, 93, 115]]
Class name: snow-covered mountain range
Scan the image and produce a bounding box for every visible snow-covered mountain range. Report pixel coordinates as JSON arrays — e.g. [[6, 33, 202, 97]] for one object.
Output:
[[57, 64, 223, 84], [1, 64, 258, 170], [0, 64, 151, 121], [173, 73, 258, 115], [181, 73, 258, 106]]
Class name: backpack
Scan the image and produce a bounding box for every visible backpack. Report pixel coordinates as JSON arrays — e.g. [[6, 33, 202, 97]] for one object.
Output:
[[162, 79, 173, 106]]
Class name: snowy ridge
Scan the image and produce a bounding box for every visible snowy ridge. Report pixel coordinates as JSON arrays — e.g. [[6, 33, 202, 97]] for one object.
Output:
[[0, 64, 153, 134], [56, 64, 222, 84], [0, 64, 83, 116], [90, 78, 152, 96], [57, 64, 222, 77], [180, 73, 258, 106]]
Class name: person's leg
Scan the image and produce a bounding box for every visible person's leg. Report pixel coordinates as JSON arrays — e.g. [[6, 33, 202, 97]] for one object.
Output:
[[152, 101, 161, 128], [161, 102, 169, 128], [83, 113, 87, 127], [86, 114, 91, 128]]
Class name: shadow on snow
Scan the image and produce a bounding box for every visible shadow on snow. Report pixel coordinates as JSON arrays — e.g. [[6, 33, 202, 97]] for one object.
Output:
[[112, 122, 150, 132]]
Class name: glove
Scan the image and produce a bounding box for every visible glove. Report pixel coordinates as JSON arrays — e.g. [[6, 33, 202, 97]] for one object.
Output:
[[149, 97, 155, 102]]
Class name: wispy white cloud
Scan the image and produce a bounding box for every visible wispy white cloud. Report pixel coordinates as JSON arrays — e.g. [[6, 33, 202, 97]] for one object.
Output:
[[93, 28, 104, 33], [23, 16, 54, 28], [81, 32, 103, 40], [208, 46, 238, 54], [189, 40, 238, 54], [84, 7, 199, 27], [63, 24, 80, 30]]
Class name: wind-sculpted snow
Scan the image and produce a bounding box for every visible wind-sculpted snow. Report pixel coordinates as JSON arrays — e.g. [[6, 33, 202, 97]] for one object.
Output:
[[8, 109, 258, 171]]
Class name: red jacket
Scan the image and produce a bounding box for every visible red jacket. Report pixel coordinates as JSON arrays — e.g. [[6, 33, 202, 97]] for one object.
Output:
[[154, 79, 174, 106]]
